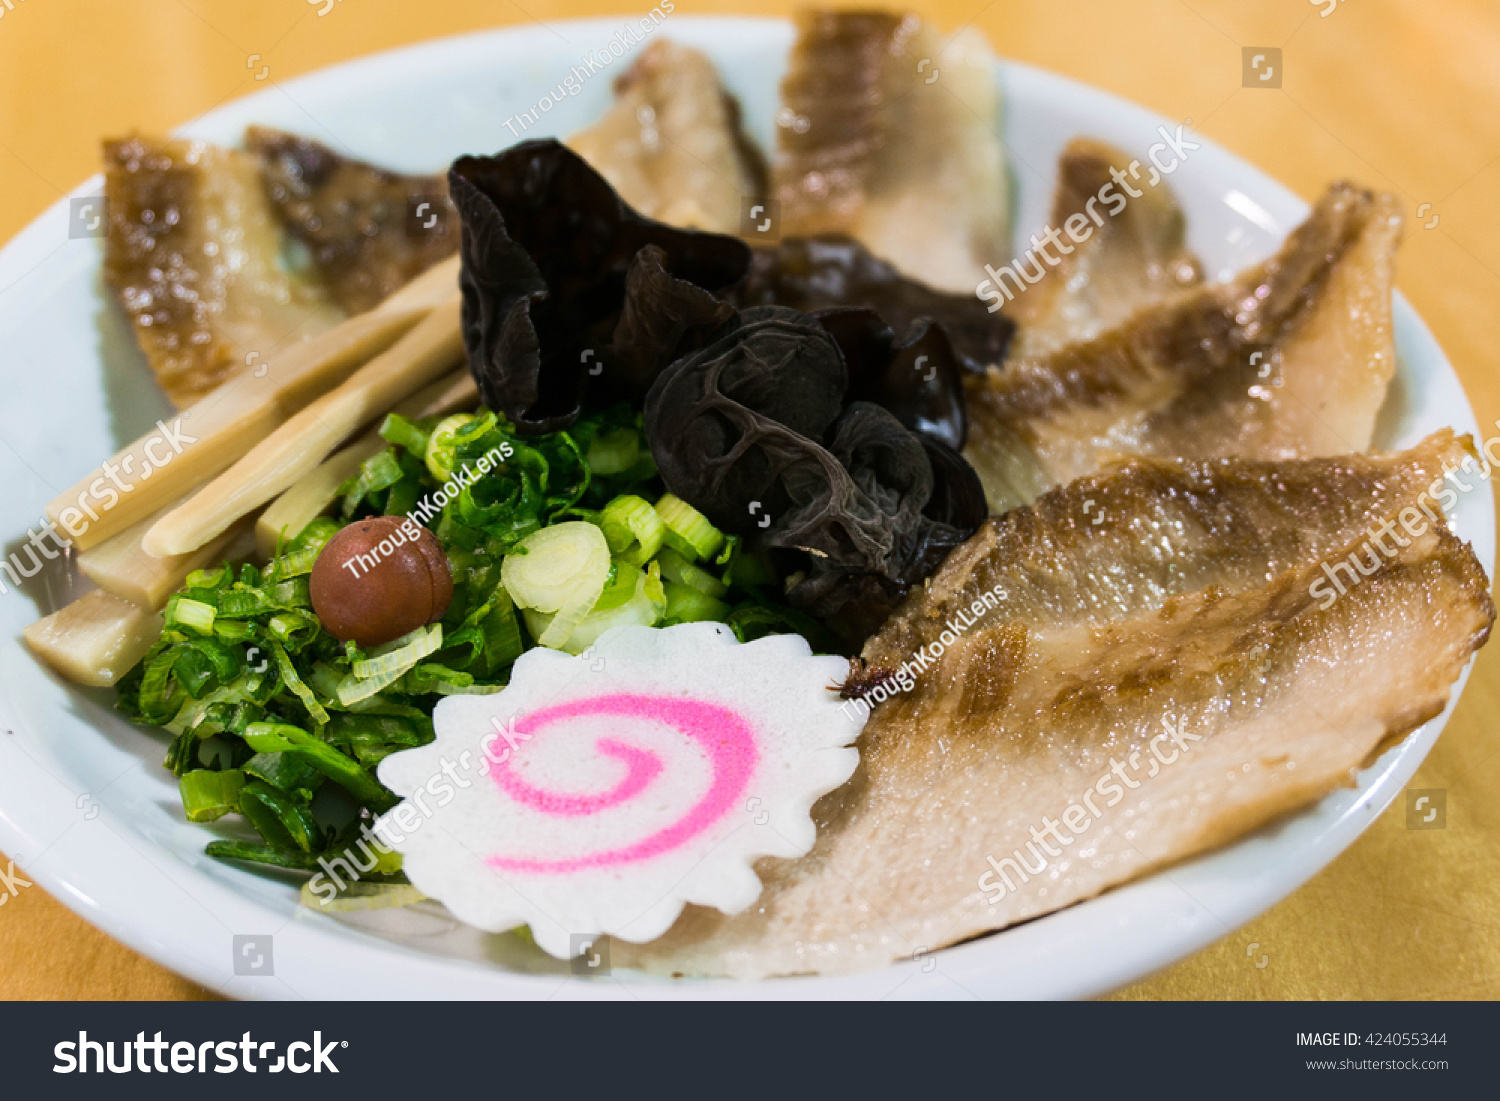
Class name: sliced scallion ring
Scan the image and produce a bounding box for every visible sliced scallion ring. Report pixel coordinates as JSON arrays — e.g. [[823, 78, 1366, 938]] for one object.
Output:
[[598, 494, 664, 566], [655, 494, 724, 562], [424, 413, 476, 482], [656, 546, 729, 597], [664, 580, 731, 624], [502, 522, 610, 613]]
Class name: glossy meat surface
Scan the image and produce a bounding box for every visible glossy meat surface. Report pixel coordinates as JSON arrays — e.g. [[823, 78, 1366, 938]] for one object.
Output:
[[615, 433, 1492, 976]]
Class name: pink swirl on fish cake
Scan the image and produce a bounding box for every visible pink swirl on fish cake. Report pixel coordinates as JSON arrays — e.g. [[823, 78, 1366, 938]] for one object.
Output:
[[486, 693, 758, 874]]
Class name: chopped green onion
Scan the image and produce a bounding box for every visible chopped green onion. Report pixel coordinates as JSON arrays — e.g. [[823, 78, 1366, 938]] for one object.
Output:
[[357, 448, 406, 493], [403, 662, 473, 695], [663, 580, 731, 623], [352, 623, 444, 680], [386, 471, 423, 520], [124, 388, 794, 867], [184, 566, 230, 591], [643, 559, 666, 608], [267, 611, 320, 648], [178, 769, 246, 822], [587, 426, 642, 475], [425, 413, 476, 482], [238, 779, 321, 852], [326, 712, 431, 765], [167, 597, 216, 636], [727, 554, 777, 590], [334, 665, 404, 707], [598, 494, 664, 566], [480, 594, 524, 673], [212, 619, 254, 642], [726, 601, 840, 652], [501, 522, 610, 648], [380, 412, 431, 459], [270, 640, 329, 726], [243, 722, 397, 812], [656, 494, 724, 561], [291, 516, 342, 555], [169, 648, 218, 698], [163, 673, 262, 737], [548, 566, 664, 653], [137, 647, 183, 723], [336, 626, 443, 706], [262, 542, 322, 583], [657, 546, 729, 597], [243, 751, 323, 801], [341, 449, 406, 518], [433, 681, 507, 696], [593, 561, 644, 612], [204, 842, 329, 872], [216, 589, 268, 618], [216, 576, 311, 619]]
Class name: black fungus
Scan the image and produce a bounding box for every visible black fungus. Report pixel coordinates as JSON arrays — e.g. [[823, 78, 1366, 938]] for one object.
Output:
[[645, 306, 850, 533], [613, 244, 738, 390], [449, 140, 996, 641], [448, 140, 750, 434], [645, 305, 984, 635], [818, 308, 968, 449], [734, 235, 1015, 375]]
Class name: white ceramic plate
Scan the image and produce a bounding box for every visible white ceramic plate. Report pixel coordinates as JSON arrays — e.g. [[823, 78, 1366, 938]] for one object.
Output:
[[0, 17, 1489, 1000]]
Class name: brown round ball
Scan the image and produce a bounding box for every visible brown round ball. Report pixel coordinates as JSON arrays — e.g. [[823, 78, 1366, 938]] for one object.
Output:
[[309, 516, 453, 647]]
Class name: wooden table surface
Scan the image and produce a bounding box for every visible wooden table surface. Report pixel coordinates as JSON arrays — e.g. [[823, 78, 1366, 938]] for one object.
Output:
[[1, 0, 1497, 1000]]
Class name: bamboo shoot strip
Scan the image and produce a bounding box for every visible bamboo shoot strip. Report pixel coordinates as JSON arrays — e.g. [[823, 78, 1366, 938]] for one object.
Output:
[[145, 297, 465, 558], [79, 506, 256, 610], [410, 371, 480, 420], [255, 440, 384, 560], [254, 370, 479, 558], [376, 253, 461, 313], [24, 590, 165, 688], [47, 305, 431, 551]]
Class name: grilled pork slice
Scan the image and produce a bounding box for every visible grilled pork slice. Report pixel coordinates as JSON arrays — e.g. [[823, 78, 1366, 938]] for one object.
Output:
[[615, 433, 1493, 977], [1006, 138, 1202, 357], [247, 127, 457, 315], [103, 135, 344, 407], [568, 39, 769, 235], [966, 182, 1402, 511], [772, 10, 1009, 293]]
